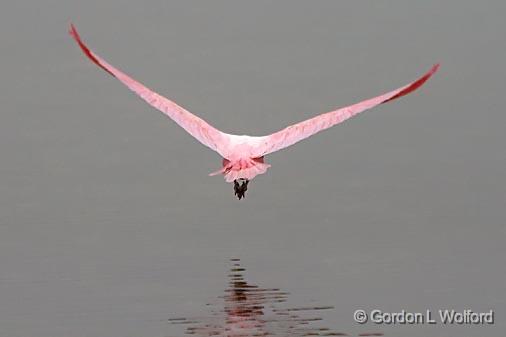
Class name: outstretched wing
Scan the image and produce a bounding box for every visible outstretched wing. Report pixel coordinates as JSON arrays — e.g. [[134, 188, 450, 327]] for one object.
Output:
[[69, 24, 230, 155], [252, 64, 439, 156]]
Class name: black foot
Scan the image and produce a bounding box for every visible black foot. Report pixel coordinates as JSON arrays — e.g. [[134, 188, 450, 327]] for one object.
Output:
[[233, 179, 249, 200]]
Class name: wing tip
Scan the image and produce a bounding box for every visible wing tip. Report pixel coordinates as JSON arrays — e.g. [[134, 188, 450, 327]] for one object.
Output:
[[68, 22, 77, 38], [383, 63, 440, 104], [430, 63, 441, 75], [68, 22, 83, 47], [68, 22, 114, 77]]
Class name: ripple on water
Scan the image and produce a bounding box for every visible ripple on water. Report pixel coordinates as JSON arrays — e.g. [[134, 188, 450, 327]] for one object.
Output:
[[168, 259, 383, 337]]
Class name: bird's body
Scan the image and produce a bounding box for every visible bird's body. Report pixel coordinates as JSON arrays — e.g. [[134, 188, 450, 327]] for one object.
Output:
[[69, 24, 439, 199]]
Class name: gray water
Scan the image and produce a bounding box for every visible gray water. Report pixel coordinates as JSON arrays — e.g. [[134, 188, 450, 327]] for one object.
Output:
[[1, 1, 505, 337], [168, 259, 371, 337]]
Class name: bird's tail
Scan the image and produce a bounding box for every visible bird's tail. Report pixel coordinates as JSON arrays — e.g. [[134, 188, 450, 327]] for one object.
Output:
[[209, 157, 271, 182]]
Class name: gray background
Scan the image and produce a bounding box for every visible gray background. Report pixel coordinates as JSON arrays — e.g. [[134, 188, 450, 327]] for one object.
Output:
[[1, 1, 505, 336]]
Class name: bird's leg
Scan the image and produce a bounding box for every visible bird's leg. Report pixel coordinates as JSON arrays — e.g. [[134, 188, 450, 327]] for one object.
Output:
[[233, 179, 249, 200], [233, 180, 241, 199]]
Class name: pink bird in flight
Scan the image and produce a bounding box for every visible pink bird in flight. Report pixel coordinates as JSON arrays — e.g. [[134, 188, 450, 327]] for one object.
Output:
[[69, 24, 439, 199]]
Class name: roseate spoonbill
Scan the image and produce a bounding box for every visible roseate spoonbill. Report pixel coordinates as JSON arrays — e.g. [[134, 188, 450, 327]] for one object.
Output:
[[69, 24, 439, 199]]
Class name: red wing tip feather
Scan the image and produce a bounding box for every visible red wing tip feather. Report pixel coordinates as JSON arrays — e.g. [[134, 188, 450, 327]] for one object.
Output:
[[68, 23, 85, 48], [422, 63, 441, 77], [68, 23, 114, 77], [383, 63, 440, 104], [426, 63, 440, 78], [68, 22, 77, 38]]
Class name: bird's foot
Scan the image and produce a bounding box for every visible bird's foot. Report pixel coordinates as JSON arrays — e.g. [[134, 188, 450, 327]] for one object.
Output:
[[233, 179, 249, 200]]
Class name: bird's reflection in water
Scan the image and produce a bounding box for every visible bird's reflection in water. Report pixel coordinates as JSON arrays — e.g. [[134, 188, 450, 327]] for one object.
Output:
[[169, 259, 383, 337]]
